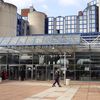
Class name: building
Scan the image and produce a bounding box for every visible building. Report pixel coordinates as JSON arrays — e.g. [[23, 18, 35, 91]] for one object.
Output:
[[48, 0, 98, 35], [48, 0, 99, 42], [0, 0, 100, 81], [21, 7, 48, 35], [17, 14, 30, 36], [0, 0, 17, 37]]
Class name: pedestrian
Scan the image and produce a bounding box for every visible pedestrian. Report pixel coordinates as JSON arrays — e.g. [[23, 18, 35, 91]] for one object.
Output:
[[52, 69, 61, 87]]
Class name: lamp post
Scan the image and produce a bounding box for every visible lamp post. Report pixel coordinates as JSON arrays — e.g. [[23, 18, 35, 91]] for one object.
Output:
[[89, 43, 91, 81], [64, 52, 66, 85]]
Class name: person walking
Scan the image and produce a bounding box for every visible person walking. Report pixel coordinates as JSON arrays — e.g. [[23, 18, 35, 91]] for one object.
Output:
[[52, 69, 61, 87]]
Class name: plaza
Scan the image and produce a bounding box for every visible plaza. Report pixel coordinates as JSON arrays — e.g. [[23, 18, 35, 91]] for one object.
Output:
[[0, 80, 100, 100]]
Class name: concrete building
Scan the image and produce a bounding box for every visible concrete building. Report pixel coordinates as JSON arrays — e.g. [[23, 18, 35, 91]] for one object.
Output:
[[28, 6, 48, 35], [0, 0, 17, 37]]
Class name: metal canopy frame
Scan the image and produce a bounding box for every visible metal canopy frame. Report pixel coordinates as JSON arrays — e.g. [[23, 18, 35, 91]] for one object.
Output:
[[0, 34, 100, 54]]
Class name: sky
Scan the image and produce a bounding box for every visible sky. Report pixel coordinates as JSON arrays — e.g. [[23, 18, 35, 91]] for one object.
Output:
[[4, 0, 91, 17]]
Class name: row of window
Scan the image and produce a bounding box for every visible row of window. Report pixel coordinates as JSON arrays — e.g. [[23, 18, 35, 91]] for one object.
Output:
[[48, 5, 98, 34]]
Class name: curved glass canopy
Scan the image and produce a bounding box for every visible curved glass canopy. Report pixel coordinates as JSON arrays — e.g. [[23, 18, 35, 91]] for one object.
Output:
[[0, 34, 80, 46]]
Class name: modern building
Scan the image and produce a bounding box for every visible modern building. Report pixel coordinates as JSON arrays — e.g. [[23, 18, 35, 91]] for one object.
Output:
[[48, 0, 99, 35], [0, 0, 100, 81]]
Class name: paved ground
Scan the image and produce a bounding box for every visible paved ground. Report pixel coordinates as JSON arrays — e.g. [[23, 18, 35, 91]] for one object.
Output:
[[0, 80, 100, 100]]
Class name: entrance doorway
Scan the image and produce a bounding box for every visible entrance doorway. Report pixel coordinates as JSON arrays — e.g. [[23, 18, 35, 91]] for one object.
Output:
[[0, 64, 8, 80], [9, 65, 20, 80], [26, 65, 33, 80], [36, 65, 46, 80]]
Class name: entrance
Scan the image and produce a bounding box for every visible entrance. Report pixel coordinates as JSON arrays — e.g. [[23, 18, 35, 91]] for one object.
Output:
[[0, 64, 8, 80], [36, 65, 46, 80], [26, 65, 33, 80], [9, 65, 20, 80]]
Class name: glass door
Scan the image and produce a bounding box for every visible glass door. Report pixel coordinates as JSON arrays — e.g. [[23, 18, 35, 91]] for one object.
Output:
[[26, 65, 33, 80], [9, 65, 20, 80]]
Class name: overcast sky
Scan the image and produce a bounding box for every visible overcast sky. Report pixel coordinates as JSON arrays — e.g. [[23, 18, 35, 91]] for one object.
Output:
[[4, 0, 91, 17]]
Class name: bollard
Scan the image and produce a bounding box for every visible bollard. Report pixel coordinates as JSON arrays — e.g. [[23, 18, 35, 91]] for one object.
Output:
[[66, 79, 70, 86]]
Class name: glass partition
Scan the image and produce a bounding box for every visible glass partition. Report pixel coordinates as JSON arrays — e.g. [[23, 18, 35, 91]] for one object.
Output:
[[8, 53, 19, 64], [0, 54, 7, 64]]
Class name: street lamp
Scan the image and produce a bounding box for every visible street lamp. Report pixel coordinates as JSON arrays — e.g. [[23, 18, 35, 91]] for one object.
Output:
[[64, 52, 66, 85]]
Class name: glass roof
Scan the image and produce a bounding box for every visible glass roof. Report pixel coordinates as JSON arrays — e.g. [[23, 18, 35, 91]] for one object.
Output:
[[9, 37, 19, 46], [0, 37, 11, 46], [0, 34, 80, 46]]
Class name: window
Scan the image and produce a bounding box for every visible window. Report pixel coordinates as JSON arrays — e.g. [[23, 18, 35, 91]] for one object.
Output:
[[48, 22, 52, 25], [91, 6, 95, 10], [60, 30, 63, 33], [56, 22, 60, 25], [83, 20, 87, 24], [60, 26, 63, 29], [60, 22, 64, 25], [79, 21, 83, 24], [56, 18, 60, 21], [56, 26, 59, 29], [68, 25, 70, 28], [68, 17, 71, 20], [60, 17, 64, 21], [48, 26, 51, 29], [72, 29, 75, 33], [79, 16, 83, 20], [68, 30, 71, 33], [80, 29, 83, 32], [49, 18, 54, 21], [84, 29, 87, 33], [71, 25, 75, 28], [80, 25, 83, 28], [48, 30, 52, 33], [83, 25, 87, 28], [68, 21, 71, 24], [91, 28, 95, 32], [71, 21, 75, 24]]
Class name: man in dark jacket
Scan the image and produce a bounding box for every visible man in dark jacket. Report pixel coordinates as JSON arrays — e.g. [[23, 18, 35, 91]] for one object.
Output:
[[52, 69, 61, 87]]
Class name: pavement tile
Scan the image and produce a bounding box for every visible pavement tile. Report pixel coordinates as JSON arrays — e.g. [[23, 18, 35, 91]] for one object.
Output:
[[0, 81, 100, 100]]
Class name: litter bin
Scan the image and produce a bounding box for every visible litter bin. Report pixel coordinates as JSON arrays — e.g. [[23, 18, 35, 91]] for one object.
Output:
[[0, 77, 2, 83], [66, 79, 70, 86]]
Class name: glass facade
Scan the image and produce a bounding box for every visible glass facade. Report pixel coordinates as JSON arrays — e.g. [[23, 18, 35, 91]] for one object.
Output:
[[0, 52, 100, 81], [0, 0, 100, 82]]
